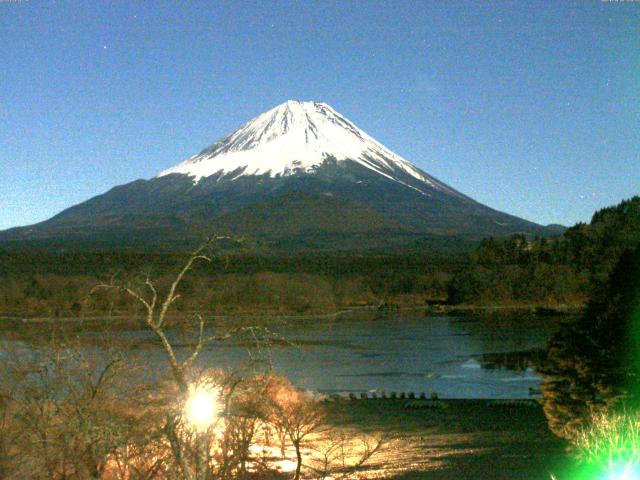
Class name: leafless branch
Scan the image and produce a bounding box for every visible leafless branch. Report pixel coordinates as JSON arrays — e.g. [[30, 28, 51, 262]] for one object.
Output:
[[183, 314, 206, 370]]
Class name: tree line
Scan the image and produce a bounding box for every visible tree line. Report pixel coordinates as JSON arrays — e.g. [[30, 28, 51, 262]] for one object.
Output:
[[447, 196, 640, 306], [0, 196, 638, 317]]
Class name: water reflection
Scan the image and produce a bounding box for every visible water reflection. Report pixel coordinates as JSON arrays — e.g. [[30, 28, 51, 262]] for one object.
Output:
[[0, 311, 561, 399], [475, 349, 547, 371]]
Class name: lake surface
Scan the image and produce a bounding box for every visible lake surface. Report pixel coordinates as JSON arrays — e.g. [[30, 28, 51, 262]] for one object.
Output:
[[0, 311, 560, 399]]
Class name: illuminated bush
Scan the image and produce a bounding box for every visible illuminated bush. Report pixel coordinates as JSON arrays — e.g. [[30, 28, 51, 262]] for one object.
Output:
[[574, 411, 640, 472]]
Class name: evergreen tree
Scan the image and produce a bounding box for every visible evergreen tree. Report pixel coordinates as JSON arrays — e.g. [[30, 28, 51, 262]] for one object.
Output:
[[540, 246, 640, 439]]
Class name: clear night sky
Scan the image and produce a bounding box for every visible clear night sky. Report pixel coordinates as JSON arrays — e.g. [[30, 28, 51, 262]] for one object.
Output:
[[1, 1, 638, 230]]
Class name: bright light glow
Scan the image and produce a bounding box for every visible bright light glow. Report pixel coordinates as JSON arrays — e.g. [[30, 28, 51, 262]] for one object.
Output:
[[277, 459, 297, 472], [185, 385, 219, 431], [607, 464, 640, 480]]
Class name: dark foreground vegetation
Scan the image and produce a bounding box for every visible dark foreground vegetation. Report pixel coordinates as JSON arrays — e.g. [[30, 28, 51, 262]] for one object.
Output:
[[0, 196, 638, 318], [536, 238, 640, 477], [541, 244, 640, 439]]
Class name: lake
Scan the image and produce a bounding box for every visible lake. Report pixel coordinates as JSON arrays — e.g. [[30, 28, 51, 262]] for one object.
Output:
[[0, 311, 560, 399]]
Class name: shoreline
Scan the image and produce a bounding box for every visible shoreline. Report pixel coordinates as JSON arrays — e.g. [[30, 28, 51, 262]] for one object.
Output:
[[0, 302, 583, 325]]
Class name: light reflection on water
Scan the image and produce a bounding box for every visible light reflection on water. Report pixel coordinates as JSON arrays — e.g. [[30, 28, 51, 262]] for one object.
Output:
[[0, 312, 561, 399]]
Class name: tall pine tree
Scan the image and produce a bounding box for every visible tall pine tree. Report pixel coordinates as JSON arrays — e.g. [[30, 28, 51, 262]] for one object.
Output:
[[540, 246, 640, 439]]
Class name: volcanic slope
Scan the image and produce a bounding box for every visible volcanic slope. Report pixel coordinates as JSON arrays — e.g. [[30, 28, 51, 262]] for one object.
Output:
[[0, 100, 556, 250]]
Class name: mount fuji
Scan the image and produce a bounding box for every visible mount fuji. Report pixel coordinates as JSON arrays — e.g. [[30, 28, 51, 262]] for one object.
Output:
[[159, 100, 459, 197], [0, 101, 559, 250]]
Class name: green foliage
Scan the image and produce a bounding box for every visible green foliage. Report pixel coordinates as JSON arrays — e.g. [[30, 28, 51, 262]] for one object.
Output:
[[540, 246, 640, 439], [446, 196, 640, 306], [551, 411, 640, 480], [573, 411, 640, 472]]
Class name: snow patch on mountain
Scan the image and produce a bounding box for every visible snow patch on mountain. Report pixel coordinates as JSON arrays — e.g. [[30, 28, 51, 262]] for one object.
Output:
[[158, 100, 456, 196]]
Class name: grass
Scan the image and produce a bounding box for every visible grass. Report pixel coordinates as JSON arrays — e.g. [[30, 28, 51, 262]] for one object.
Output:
[[571, 410, 640, 477], [324, 398, 568, 479]]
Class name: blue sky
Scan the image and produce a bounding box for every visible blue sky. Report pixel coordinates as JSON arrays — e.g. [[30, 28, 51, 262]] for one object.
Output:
[[1, 0, 638, 230]]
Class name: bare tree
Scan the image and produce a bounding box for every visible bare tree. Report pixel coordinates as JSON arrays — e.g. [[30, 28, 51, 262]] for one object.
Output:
[[259, 374, 389, 480], [308, 431, 390, 480], [90, 236, 243, 480], [0, 336, 151, 480], [91, 238, 223, 393], [262, 376, 326, 480], [1, 236, 388, 480]]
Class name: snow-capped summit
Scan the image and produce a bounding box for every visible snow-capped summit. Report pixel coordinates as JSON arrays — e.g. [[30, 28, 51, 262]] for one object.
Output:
[[158, 100, 455, 195], [0, 100, 558, 249]]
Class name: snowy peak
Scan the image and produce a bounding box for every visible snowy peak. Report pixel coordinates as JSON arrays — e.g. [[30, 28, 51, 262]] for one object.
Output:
[[202, 101, 358, 155], [0, 100, 555, 248], [158, 100, 457, 196]]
